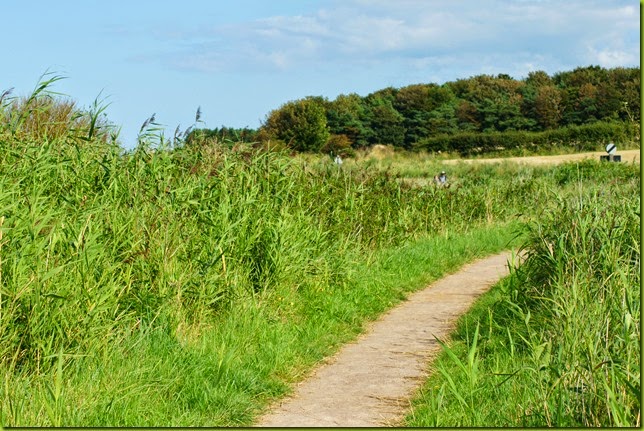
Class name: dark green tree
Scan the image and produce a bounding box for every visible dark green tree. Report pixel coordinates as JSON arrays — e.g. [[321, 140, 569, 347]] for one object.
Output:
[[455, 100, 481, 131], [393, 83, 457, 145], [362, 90, 406, 147], [366, 104, 406, 147], [520, 70, 552, 130], [606, 67, 640, 122], [326, 93, 369, 147], [534, 85, 564, 129], [261, 97, 330, 152]]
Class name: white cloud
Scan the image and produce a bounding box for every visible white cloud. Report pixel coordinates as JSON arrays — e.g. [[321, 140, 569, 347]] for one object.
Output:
[[592, 48, 639, 68], [159, 0, 639, 79]]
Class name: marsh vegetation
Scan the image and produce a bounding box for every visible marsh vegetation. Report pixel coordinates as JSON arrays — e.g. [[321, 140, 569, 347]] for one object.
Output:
[[0, 75, 639, 426]]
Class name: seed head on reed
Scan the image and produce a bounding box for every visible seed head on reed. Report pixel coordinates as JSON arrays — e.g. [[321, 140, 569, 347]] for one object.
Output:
[[0, 87, 14, 106], [183, 125, 194, 140], [139, 113, 156, 132]]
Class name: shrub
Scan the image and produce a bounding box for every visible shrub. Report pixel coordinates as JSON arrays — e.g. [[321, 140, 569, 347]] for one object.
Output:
[[321, 134, 355, 157], [414, 121, 637, 156], [260, 97, 330, 152]]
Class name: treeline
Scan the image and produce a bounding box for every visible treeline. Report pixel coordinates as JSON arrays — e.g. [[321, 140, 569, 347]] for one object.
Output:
[[417, 121, 637, 155], [190, 65, 640, 155], [186, 126, 259, 146]]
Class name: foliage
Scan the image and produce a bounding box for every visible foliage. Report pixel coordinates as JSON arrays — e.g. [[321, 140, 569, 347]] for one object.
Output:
[[185, 126, 258, 147], [249, 66, 639, 153], [405, 162, 640, 427], [325, 93, 369, 148], [260, 97, 330, 152], [415, 120, 637, 156], [186, 66, 639, 155], [364, 102, 406, 147]]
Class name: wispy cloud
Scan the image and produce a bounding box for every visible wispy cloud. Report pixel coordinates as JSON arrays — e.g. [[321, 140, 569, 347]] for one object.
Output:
[[154, 0, 639, 80]]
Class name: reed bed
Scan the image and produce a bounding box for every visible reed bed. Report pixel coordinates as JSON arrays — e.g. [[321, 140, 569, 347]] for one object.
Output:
[[405, 162, 640, 427], [0, 77, 638, 425]]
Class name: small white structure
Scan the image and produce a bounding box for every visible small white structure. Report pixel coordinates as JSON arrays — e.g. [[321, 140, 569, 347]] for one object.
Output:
[[601, 142, 621, 162]]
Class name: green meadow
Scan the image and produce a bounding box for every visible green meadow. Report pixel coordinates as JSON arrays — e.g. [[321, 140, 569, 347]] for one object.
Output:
[[0, 77, 639, 426]]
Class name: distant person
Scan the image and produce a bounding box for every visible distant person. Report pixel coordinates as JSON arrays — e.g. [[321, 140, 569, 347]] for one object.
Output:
[[438, 171, 447, 184], [435, 170, 447, 187], [334, 154, 343, 166]]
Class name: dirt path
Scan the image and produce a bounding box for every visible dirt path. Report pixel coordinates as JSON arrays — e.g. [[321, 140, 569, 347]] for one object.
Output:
[[256, 251, 515, 427], [442, 149, 640, 165]]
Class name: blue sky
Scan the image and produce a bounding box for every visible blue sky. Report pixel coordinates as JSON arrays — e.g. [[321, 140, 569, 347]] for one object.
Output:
[[2, 0, 639, 148]]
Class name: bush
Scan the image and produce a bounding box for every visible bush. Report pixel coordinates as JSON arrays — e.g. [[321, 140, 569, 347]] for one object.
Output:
[[260, 97, 330, 152], [414, 121, 637, 156], [321, 134, 355, 157]]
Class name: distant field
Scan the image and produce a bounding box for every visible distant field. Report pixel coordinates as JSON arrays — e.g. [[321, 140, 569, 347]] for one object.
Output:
[[443, 149, 640, 165]]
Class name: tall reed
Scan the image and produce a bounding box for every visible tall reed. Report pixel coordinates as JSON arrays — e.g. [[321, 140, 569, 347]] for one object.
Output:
[[406, 162, 640, 427], [4, 75, 636, 426]]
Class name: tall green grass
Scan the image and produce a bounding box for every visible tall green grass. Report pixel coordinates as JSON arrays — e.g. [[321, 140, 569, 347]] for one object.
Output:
[[0, 97, 529, 425], [1, 224, 516, 427], [0, 134, 540, 368], [1, 77, 638, 426], [405, 164, 640, 427]]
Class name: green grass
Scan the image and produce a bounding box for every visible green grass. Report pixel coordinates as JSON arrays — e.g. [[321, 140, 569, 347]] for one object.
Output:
[[0, 78, 639, 426], [0, 121, 533, 425], [1, 223, 518, 426], [405, 170, 640, 427]]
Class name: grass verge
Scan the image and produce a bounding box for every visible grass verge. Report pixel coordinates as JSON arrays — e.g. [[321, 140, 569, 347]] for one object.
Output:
[[1, 223, 518, 426], [404, 174, 640, 427], [1, 78, 639, 426]]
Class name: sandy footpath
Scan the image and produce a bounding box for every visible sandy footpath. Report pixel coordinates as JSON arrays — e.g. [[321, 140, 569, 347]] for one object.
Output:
[[256, 251, 516, 427], [255, 150, 640, 427], [443, 149, 640, 165]]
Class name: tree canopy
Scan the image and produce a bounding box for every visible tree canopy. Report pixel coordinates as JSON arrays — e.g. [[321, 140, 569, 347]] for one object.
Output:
[[194, 65, 640, 153], [261, 97, 330, 152]]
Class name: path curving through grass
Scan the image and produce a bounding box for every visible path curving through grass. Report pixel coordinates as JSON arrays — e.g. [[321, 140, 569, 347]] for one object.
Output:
[[256, 251, 517, 427]]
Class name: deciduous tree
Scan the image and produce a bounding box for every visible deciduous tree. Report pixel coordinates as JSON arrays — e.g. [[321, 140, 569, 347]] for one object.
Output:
[[261, 97, 330, 152]]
